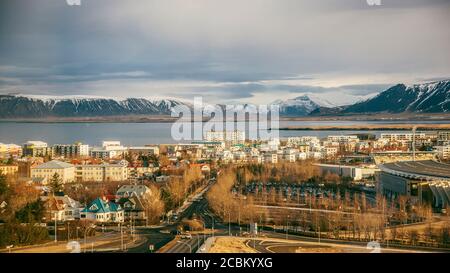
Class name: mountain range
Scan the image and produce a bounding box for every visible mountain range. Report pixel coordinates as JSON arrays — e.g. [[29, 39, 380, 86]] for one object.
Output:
[[0, 95, 184, 118], [310, 80, 450, 116], [0, 80, 448, 118]]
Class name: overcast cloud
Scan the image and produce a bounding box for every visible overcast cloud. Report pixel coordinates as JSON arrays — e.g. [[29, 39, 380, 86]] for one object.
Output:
[[0, 0, 449, 103]]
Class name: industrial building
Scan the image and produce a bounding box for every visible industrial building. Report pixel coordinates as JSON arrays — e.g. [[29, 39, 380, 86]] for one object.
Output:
[[378, 160, 450, 208]]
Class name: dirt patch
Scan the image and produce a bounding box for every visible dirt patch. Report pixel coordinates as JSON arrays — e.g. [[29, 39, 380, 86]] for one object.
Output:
[[209, 237, 257, 253]]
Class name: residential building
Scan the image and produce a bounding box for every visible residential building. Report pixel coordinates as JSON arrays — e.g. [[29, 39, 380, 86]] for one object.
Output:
[[117, 196, 147, 222], [321, 146, 338, 158], [0, 165, 18, 176], [128, 146, 160, 156], [42, 194, 83, 221], [90, 141, 128, 159], [435, 145, 450, 160], [205, 130, 245, 145], [128, 166, 156, 180], [0, 143, 22, 158], [31, 160, 75, 183], [23, 141, 54, 157], [80, 197, 124, 223], [327, 135, 359, 143], [263, 153, 278, 164], [53, 142, 89, 158], [75, 163, 128, 182], [116, 185, 151, 199]]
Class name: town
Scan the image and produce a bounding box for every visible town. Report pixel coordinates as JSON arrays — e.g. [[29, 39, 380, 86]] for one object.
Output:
[[0, 129, 449, 253]]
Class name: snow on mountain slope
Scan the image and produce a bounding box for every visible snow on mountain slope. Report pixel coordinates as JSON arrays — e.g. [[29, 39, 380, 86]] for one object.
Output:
[[0, 94, 187, 117], [343, 80, 450, 114], [273, 92, 377, 116]]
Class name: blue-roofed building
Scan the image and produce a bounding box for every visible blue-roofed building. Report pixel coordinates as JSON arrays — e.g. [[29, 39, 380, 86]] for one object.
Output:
[[80, 197, 124, 223]]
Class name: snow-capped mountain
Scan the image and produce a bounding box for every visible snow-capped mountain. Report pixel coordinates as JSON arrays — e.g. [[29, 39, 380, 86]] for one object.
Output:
[[272, 92, 376, 116], [0, 94, 186, 118], [342, 80, 450, 114], [273, 95, 325, 116]]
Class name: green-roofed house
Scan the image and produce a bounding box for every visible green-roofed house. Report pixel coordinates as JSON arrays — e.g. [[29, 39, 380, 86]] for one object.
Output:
[[80, 197, 124, 223]]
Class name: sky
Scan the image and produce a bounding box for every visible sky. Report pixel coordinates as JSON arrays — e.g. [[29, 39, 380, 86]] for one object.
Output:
[[0, 0, 449, 104]]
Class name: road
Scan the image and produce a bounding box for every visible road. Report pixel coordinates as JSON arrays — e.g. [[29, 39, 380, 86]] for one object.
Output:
[[243, 237, 430, 253], [127, 180, 223, 253], [1, 231, 138, 253]]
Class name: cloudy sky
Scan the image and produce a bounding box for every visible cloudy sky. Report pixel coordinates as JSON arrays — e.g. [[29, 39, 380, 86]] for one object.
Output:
[[0, 0, 449, 104]]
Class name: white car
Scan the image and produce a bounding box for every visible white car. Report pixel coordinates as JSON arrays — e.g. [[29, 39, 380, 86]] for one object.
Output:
[[181, 233, 192, 239]]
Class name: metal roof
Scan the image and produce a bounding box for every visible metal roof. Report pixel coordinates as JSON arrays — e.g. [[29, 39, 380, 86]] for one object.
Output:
[[380, 160, 450, 180], [33, 160, 74, 169]]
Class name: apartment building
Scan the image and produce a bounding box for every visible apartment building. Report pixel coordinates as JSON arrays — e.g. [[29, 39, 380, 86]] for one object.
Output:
[[23, 141, 54, 157], [0, 143, 22, 158], [31, 160, 75, 183], [75, 163, 128, 182], [0, 165, 18, 176], [205, 130, 245, 145], [90, 141, 128, 159], [435, 145, 450, 160], [128, 146, 160, 156], [327, 135, 359, 143], [53, 142, 89, 158]]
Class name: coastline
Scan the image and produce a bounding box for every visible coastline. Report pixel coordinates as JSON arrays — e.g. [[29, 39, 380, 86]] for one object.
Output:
[[1, 113, 450, 125], [279, 124, 450, 131]]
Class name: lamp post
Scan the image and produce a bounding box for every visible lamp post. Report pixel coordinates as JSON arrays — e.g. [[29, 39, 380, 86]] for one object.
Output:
[[54, 212, 57, 243], [67, 222, 70, 242], [228, 212, 231, 236], [210, 215, 215, 239], [202, 221, 206, 242], [286, 215, 290, 240]]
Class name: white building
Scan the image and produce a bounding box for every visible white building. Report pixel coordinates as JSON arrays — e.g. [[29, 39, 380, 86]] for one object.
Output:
[[380, 133, 426, 142], [90, 141, 128, 159], [117, 185, 152, 199], [53, 142, 89, 158], [31, 160, 75, 184], [80, 197, 124, 223], [263, 153, 278, 164], [315, 164, 379, 181], [75, 163, 128, 182], [327, 135, 359, 143], [42, 195, 83, 221], [205, 130, 245, 145], [321, 146, 338, 157], [435, 145, 450, 160], [287, 136, 320, 146]]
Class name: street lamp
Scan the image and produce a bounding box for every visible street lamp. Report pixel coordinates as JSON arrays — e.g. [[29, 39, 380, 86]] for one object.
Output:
[[177, 241, 192, 253], [54, 212, 58, 243], [286, 215, 290, 240], [228, 212, 231, 236], [76, 226, 80, 240], [210, 215, 215, 238], [202, 221, 206, 242]]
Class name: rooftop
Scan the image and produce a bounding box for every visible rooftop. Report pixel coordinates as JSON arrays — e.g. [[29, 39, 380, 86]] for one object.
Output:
[[33, 160, 74, 169], [380, 160, 450, 180]]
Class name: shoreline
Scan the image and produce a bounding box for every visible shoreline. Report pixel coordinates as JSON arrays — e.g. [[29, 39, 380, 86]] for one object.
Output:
[[279, 124, 450, 131]]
